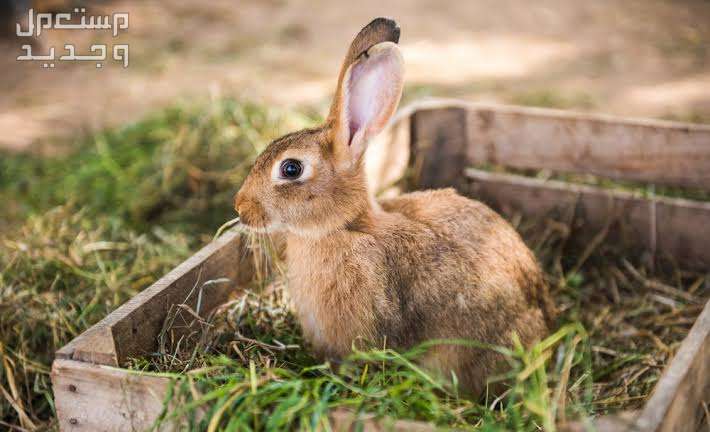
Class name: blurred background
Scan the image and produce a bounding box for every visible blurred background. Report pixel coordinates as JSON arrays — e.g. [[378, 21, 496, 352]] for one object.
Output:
[[1, 0, 709, 151], [1, 1, 710, 429]]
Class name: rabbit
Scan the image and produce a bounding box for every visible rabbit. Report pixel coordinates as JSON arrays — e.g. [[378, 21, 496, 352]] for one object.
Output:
[[234, 17, 555, 396]]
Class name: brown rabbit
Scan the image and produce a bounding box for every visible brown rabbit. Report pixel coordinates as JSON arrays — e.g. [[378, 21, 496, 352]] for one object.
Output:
[[234, 18, 555, 396]]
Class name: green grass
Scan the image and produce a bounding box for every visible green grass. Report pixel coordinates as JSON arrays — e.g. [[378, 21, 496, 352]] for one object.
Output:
[[0, 207, 191, 430], [661, 110, 710, 125], [508, 89, 597, 110], [0, 99, 315, 429], [0, 98, 706, 431], [0, 99, 316, 234], [147, 325, 589, 431], [125, 255, 592, 430]]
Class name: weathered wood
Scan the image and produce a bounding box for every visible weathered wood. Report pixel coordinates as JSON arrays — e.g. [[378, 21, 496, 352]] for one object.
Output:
[[466, 104, 710, 190], [464, 168, 710, 270], [55, 325, 120, 366], [56, 228, 251, 367], [51, 359, 435, 432], [410, 106, 468, 190], [330, 409, 435, 431], [403, 99, 710, 190], [632, 298, 710, 432], [561, 411, 639, 432], [52, 359, 172, 432]]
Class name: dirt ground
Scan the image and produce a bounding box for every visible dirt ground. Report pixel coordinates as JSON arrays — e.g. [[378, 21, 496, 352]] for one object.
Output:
[[1, 0, 709, 151]]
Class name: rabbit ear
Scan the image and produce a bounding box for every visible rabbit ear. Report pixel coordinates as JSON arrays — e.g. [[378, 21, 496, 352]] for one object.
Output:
[[328, 18, 404, 166]]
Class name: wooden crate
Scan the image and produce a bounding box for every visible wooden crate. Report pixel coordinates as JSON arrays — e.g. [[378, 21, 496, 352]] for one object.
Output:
[[52, 100, 710, 431]]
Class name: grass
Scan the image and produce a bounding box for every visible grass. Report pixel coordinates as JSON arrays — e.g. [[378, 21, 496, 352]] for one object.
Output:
[[0, 97, 707, 431], [126, 213, 706, 430], [0, 99, 316, 234], [0, 207, 191, 430], [149, 326, 590, 431], [127, 260, 591, 431], [0, 98, 314, 430], [508, 89, 597, 110]]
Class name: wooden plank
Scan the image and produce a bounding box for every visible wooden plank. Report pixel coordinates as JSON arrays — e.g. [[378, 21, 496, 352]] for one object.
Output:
[[56, 228, 252, 367], [51, 359, 437, 432], [464, 168, 710, 271], [52, 359, 172, 432], [410, 106, 468, 190], [561, 411, 639, 432], [465, 104, 710, 190], [330, 409, 435, 431], [55, 325, 120, 366], [633, 298, 710, 432], [403, 99, 710, 190]]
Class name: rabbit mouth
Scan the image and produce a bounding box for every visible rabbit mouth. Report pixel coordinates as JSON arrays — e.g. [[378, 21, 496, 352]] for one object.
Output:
[[237, 210, 268, 231], [234, 196, 269, 229], [235, 203, 286, 234]]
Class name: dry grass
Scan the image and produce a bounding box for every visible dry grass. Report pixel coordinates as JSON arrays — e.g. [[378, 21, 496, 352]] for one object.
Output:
[[1, 97, 707, 430], [514, 215, 707, 414], [0, 206, 192, 431], [0, 98, 305, 429], [129, 210, 707, 429]]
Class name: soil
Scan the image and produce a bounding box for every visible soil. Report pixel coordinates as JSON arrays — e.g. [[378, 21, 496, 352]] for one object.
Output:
[[1, 0, 709, 151]]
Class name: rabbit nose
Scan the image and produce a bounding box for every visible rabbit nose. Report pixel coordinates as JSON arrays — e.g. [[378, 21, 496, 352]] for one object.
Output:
[[233, 192, 268, 228], [234, 191, 258, 216]]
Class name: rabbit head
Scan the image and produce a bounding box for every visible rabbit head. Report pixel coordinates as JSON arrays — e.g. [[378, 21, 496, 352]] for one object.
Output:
[[234, 18, 404, 236]]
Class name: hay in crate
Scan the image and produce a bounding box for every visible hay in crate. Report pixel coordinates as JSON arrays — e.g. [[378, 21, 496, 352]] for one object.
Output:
[[126, 214, 707, 427]]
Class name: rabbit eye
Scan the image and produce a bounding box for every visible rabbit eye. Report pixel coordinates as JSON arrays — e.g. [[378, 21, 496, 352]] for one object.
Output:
[[279, 159, 303, 179]]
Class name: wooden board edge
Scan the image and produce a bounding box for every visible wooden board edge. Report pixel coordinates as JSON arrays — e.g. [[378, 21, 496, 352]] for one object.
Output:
[[330, 409, 436, 431], [409, 105, 468, 189], [400, 98, 710, 132], [56, 227, 245, 367], [51, 358, 173, 431], [464, 168, 710, 271], [100, 226, 243, 327], [55, 324, 117, 365], [464, 168, 710, 208], [632, 298, 710, 432], [50, 359, 442, 432], [560, 411, 640, 432], [401, 98, 710, 190]]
